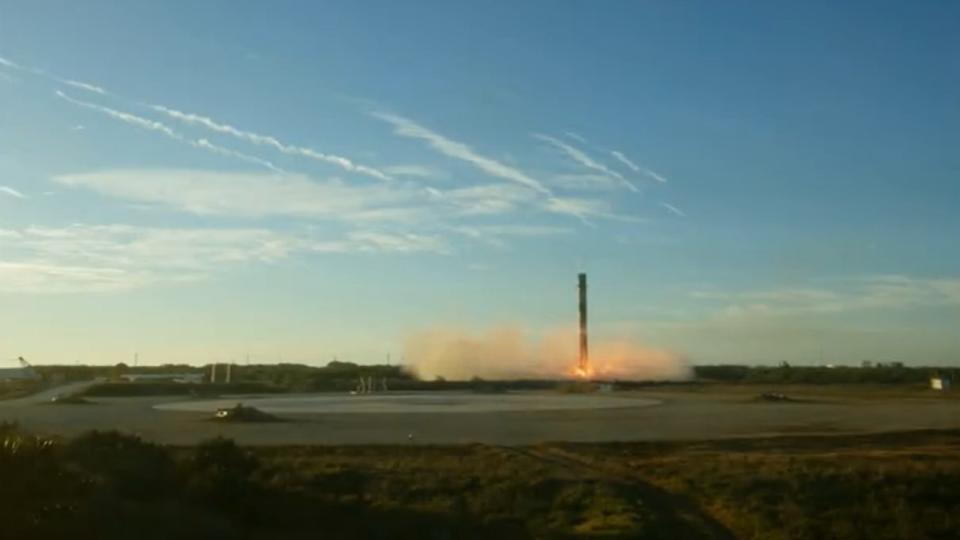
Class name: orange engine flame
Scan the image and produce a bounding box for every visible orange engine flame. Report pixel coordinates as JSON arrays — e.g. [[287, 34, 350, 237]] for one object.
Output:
[[571, 363, 594, 380]]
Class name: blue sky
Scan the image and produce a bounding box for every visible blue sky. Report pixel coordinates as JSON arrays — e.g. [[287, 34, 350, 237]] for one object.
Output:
[[1, 1, 958, 367]]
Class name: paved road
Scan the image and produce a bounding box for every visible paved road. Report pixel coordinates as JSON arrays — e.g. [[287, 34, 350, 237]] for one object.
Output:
[[0, 378, 104, 407]]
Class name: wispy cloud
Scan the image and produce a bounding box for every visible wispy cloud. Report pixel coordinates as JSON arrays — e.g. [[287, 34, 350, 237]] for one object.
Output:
[[564, 131, 587, 143], [450, 224, 571, 247], [57, 90, 178, 136], [659, 202, 686, 217], [0, 223, 448, 293], [467, 262, 492, 272], [931, 279, 960, 303], [0, 54, 108, 95], [544, 196, 604, 224], [611, 150, 667, 183], [0, 225, 282, 293], [7, 52, 660, 265], [609, 150, 639, 172], [0, 53, 384, 180], [0, 262, 152, 294], [0, 186, 27, 199], [53, 168, 641, 235], [371, 111, 551, 195], [63, 79, 107, 95], [12, 53, 649, 229], [692, 275, 960, 320], [193, 138, 284, 172], [383, 164, 446, 180], [56, 91, 283, 172], [5, 225, 296, 269], [151, 104, 390, 181], [550, 173, 622, 191], [547, 196, 647, 224], [534, 134, 638, 192], [463, 224, 571, 236], [343, 231, 448, 254], [642, 168, 668, 184], [54, 169, 423, 222], [0, 56, 21, 69], [440, 183, 537, 216]]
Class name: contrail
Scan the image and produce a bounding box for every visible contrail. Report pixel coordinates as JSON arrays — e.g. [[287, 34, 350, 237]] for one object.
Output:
[[659, 202, 686, 217], [373, 111, 552, 195], [535, 134, 638, 192], [0, 56, 21, 69], [57, 91, 283, 173], [151, 105, 391, 181], [611, 150, 668, 183], [1, 54, 109, 96], [0, 186, 27, 199], [1, 53, 386, 179], [63, 79, 107, 95]]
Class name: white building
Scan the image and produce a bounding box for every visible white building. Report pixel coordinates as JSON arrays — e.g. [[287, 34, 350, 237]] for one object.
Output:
[[930, 377, 952, 391], [120, 373, 204, 384], [0, 357, 39, 381]]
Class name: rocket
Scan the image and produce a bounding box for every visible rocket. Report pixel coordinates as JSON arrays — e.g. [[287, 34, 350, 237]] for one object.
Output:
[[578, 273, 589, 374]]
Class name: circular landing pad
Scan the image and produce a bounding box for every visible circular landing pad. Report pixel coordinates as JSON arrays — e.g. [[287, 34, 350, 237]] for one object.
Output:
[[154, 392, 661, 414]]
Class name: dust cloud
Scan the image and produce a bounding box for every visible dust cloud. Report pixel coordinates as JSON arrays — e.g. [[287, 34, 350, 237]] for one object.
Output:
[[404, 326, 691, 381]]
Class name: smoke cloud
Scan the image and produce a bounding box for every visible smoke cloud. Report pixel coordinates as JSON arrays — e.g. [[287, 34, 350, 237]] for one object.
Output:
[[404, 326, 691, 381]]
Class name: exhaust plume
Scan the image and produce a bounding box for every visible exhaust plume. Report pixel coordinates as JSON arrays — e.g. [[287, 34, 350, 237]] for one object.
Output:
[[404, 326, 690, 381]]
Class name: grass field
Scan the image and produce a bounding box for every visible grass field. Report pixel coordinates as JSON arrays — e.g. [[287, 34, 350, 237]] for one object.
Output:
[[249, 430, 960, 539], [3, 422, 960, 539], [0, 379, 44, 400]]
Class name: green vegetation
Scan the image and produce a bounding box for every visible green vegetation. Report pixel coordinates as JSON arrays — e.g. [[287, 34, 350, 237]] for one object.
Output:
[[2, 424, 960, 539], [74, 362, 559, 397], [241, 362, 956, 390], [578, 430, 960, 539], [0, 379, 43, 400], [81, 381, 281, 397], [11, 362, 955, 404], [693, 364, 957, 386], [237, 361, 558, 392]]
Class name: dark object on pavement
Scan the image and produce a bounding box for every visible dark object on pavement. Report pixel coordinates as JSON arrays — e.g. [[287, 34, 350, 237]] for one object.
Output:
[[49, 393, 93, 405], [212, 403, 281, 422], [755, 392, 803, 403]]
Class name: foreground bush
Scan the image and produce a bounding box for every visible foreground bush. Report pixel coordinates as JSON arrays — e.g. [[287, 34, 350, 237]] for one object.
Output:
[[2, 429, 960, 538]]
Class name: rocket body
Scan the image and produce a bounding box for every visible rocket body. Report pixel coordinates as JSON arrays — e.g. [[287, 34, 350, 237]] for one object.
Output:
[[578, 273, 589, 374]]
